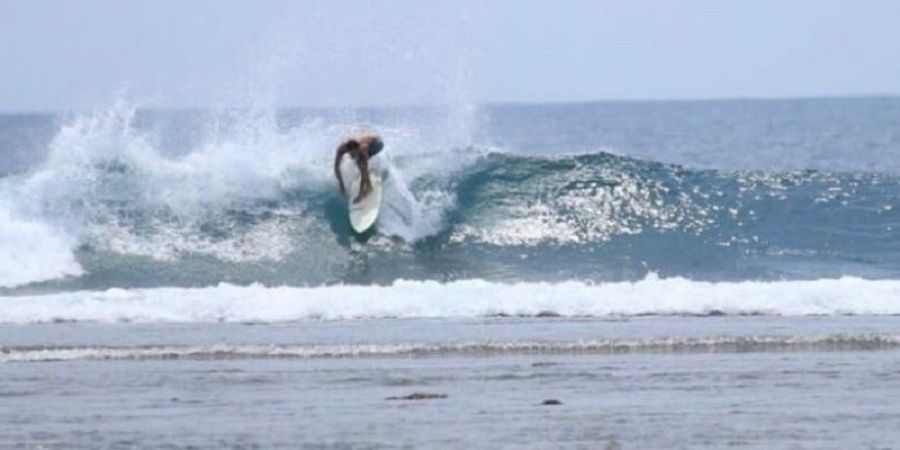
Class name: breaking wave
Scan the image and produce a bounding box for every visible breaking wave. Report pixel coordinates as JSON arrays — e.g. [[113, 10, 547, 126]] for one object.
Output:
[[1, 105, 899, 289], [3, 276, 900, 324]]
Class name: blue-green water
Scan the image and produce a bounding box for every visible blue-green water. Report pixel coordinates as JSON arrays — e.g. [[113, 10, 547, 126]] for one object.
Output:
[[2, 98, 900, 294]]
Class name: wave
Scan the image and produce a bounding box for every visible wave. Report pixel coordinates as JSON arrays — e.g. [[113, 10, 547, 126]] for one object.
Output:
[[4, 333, 899, 363], [0, 201, 83, 287], [2, 277, 900, 324], [1, 105, 899, 289]]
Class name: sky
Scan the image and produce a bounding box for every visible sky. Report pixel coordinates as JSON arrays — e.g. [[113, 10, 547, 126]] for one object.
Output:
[[1, 0, 899, 111]]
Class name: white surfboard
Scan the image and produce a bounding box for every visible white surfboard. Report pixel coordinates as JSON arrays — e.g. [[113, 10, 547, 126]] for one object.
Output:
[[348, 169, 383, 233]]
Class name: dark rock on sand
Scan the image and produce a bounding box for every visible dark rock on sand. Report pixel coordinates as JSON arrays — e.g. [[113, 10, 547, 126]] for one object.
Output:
[[531, 361, 559, 367], [386, 392, 448, 401]]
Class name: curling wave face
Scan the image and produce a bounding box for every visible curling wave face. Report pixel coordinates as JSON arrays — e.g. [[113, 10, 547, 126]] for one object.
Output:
[[1, 105, 899, 290]]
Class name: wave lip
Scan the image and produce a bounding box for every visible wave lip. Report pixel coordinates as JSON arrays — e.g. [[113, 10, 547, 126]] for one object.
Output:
[[4, 334, 899, 363], [2, 276, 900, 324]]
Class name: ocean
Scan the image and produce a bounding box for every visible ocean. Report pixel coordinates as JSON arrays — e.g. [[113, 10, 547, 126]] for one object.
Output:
[[2, 97, 900, 448]]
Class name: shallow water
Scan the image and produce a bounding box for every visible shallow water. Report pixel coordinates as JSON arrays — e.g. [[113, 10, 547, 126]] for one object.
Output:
[[3, 317, 900, 449]]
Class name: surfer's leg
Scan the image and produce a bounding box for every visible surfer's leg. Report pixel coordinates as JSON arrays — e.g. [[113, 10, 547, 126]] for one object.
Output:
[[354, 156, 372, 203]]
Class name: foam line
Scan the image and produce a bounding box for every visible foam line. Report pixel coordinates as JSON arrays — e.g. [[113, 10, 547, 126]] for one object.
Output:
[[2, 276, 900, 324], [4, 333, 899, 363]]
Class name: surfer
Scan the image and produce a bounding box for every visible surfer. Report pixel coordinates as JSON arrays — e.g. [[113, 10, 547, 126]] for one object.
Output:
[[334, 133, 384, 203]]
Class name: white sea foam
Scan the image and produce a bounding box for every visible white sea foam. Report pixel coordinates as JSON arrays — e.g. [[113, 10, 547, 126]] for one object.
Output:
[[2, 276, 900, 324], [4, 333, 899, 363], [0, 202, 83, 288]]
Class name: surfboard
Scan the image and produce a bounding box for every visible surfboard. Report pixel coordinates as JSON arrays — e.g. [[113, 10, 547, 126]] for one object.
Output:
[[347, 169, 383, 233]]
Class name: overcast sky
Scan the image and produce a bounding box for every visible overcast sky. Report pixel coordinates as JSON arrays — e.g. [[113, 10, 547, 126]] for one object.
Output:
[[1, 0, 899, 111]]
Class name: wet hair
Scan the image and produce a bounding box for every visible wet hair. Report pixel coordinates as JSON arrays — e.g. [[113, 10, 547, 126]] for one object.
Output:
[[344, 140, 361, 152]]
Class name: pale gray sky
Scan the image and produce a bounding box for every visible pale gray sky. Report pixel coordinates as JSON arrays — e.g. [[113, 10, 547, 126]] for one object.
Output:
[[1, 0, 899, 111]]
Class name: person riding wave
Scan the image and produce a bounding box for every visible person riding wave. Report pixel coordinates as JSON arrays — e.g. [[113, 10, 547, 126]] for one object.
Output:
[[334, 133, 384, 203]]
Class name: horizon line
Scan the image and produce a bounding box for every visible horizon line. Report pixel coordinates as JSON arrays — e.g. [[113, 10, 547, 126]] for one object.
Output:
[[1, 93, 898, 115]]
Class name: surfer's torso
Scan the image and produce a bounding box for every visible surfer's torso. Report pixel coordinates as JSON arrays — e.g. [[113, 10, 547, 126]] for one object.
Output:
[[334, 133, 384, 204]]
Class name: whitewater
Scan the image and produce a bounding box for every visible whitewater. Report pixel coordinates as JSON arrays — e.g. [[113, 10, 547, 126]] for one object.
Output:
[[3, 276, 900, 324]]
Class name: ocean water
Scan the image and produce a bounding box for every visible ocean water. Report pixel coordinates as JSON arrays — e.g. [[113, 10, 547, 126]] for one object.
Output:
[[2, 97, 900, 448]]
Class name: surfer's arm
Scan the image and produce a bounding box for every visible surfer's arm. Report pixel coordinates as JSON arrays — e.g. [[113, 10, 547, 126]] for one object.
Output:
[[334, 146, 348, 196]]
